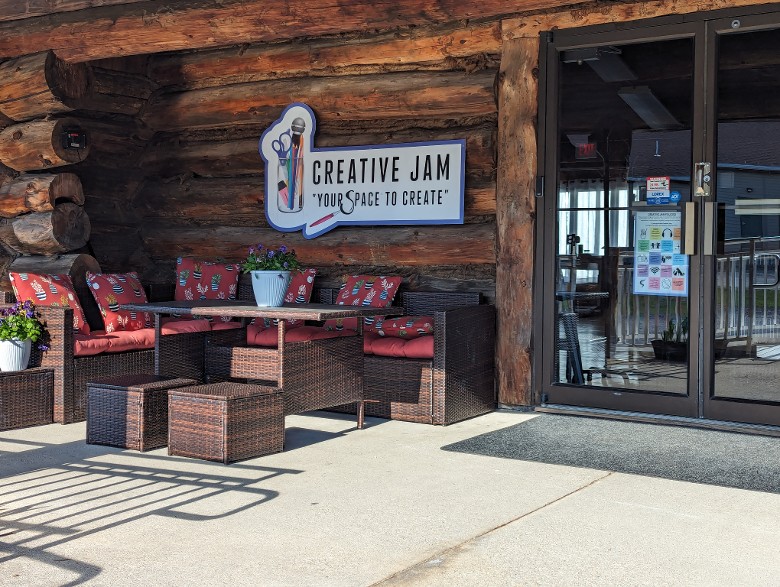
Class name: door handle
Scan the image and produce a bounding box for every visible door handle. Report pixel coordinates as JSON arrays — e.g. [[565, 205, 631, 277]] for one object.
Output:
[[703, 201, 715, 256], [684, 202, 696, 255], [694, 162, 711, 197]]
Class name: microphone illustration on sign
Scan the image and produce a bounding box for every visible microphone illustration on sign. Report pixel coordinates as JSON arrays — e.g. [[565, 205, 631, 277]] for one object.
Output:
[[287, 117, 305, 212], [272, 118, 306, 213]]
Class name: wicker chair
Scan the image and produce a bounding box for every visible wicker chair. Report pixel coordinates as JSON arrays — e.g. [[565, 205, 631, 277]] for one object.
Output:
[[322, 289, 496, 425]]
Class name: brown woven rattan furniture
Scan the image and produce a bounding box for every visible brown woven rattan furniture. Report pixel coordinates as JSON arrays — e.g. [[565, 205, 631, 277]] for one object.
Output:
[[324, 290, 496, 425], [86, 374, 197, 451], [0, 367, 54, 431], [168, 382, 283, 464], [123, 299, 402, 429]]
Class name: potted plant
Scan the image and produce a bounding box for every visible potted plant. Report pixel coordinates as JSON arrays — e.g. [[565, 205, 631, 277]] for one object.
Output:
[[241, 244, 301, 306], [0, 301, 49, 371], [651, 317, 688, 361]]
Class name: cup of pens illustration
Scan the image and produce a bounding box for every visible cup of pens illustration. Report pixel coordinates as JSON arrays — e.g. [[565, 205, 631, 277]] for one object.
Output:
[[272, 118, 306, 213]]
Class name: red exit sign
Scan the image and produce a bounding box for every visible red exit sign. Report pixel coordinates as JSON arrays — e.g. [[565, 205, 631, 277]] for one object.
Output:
[[576, 142, 598, 159]]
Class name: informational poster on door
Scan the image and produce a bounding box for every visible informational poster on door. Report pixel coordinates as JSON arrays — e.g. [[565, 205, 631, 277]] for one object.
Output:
[[633, 210, 688, 297]]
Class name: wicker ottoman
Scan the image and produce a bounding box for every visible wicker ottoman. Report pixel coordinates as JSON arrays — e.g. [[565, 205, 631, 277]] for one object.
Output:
[[0, 367, 54, 431], [168, 382, 283, 464], [87, 374, 197, 451]]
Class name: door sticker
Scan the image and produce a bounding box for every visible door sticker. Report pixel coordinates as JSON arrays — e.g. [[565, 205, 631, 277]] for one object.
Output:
[[634, 210, 688, 297]]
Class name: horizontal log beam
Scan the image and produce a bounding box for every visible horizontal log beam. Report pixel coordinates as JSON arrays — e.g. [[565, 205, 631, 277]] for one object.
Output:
[[0, 0, 582, 62], [503, 0, 779, 38], [142, 223, 495, 266], [0, 118, 90, 172], [0, 51, 90, 122], [0, 0, 149, 23], [0, 173, 84, 217], [149, 22, 501, 89], [142, 70, 496, 131]]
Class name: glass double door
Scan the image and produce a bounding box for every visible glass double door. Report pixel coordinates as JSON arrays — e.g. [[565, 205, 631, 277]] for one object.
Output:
[[539, 10, 780, 427]]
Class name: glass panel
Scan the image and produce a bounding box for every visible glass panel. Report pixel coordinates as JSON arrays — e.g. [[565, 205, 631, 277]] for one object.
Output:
[[554, 38, 693, 395], [713, 27, 780, 403]]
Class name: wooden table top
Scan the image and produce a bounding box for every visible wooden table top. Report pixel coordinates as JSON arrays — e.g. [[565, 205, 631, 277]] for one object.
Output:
[[120, 300, 404, 321]]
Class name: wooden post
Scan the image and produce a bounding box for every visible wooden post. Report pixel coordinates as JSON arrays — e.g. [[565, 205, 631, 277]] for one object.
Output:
[[0, 172, 84, 217], [0, 117, 89, 171], [495, 36, 539, 406], [0, 50, 90, 122]]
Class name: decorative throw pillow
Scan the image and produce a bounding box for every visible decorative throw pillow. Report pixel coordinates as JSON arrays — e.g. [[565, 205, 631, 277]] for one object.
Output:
[[366, 315, 434, 338], [174, 257, 240, 323], [86, 271, 150, 333], [323, 275, 402, 331], [9, 272, 91, 335], [261, 268, 317, 329]]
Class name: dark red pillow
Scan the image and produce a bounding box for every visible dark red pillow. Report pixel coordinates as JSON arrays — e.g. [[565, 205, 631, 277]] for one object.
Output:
[[86, 271, 150, 332], [323, 275, 402, 332], [10, 272, 90, 335], [366, 315, 434, 338]]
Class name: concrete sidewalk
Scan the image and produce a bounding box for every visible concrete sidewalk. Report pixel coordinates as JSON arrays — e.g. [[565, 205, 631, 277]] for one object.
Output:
[[1, 410, 778, 586]]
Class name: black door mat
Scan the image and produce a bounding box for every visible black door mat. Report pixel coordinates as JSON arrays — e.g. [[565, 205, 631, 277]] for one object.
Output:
[[442, 414, 780, 494]]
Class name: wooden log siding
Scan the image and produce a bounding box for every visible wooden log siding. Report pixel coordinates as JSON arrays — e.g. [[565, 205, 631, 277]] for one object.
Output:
[[0, 0, 584, 62], [78, 66, 158, 116], [0, 202, 90, 255], [0, 118, 90, 172], [0, 173, 84, 217], [148, 22, 501, 89], [142, 69, 497, 131], [0, 51, 90, 122], [142, 223, 495, 268]]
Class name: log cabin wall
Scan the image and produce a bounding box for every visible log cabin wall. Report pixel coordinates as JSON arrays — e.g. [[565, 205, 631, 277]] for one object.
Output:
[[0, 0, 774, 410]]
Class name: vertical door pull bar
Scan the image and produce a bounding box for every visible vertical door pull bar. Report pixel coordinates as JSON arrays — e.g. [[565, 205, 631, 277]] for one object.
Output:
[[694, 162, 711, 197], [703, 201, 715, 256], [684, 202, 696, 255]]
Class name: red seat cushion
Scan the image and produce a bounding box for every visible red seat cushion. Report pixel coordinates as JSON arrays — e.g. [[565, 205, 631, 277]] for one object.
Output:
[[10, 272, 90, 335], [159, 318, 212, 334], [103, 328, 156, 353], [247, 324, 351, 348], [364, 332, 434, 359], [86, 271, 150, 332], [366, 315, 434, 338], [74, 332, 112, 356], [323, 275, 402, 332]]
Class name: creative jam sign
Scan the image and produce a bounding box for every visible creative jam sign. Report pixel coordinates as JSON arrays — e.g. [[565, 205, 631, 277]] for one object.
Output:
[[259, 103, 465, 239]]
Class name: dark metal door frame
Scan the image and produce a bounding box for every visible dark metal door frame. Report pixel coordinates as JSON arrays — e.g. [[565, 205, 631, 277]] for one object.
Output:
[[536, 6, 780, 426]]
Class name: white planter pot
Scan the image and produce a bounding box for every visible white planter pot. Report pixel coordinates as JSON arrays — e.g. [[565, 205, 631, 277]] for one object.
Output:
[[250, 270, 291, 307], [0, 338, 31, 372]]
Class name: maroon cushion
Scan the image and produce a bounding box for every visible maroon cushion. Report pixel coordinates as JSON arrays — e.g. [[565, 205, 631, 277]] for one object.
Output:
[[364, 332, 434, 359], [73, 332, 113, 357], [103, 328, 156, 353], [210, 321, 244, 331], [248, 325, 351, 348], [159, 317, 212, 334], [323, 275, 402, 332]]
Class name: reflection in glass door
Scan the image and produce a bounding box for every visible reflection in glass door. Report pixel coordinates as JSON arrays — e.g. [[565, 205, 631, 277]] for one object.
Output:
[[542, 30, 700, 417], [706, 21, 780, 425]]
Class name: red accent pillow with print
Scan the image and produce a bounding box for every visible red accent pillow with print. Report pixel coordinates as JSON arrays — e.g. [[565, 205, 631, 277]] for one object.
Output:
[[86, 271, 151, 333], [174, 258, 241, 323], [365, 315, 434, 339], [9, 272, 90, 335], [261, 268, 317, 329], [323, 275, 402, 332]]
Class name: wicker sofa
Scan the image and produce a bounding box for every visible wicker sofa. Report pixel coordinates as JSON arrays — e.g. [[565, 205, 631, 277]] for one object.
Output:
[[5, 280, 232, 424]]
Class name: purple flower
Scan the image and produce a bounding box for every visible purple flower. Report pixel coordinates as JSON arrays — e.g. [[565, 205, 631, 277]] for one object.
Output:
[[279, 245, 288, 253], [268, 250, 275, 258]]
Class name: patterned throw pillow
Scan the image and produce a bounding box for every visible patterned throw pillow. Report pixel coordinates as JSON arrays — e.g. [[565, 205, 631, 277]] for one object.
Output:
[[174, 257, 240, 323], [323, 275, 402, 332], [9, 272, 91, 335], [86, 271, 150, 333], [261, 268, 317, 329], [366, 315, 434, 338]]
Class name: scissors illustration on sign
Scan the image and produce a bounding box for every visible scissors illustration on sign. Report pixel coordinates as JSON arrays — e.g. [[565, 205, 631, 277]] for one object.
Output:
[[271, 130, 292, 160]]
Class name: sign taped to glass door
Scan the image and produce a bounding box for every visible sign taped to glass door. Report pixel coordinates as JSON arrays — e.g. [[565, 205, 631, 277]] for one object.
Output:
[[633, 210, 688, 296]]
